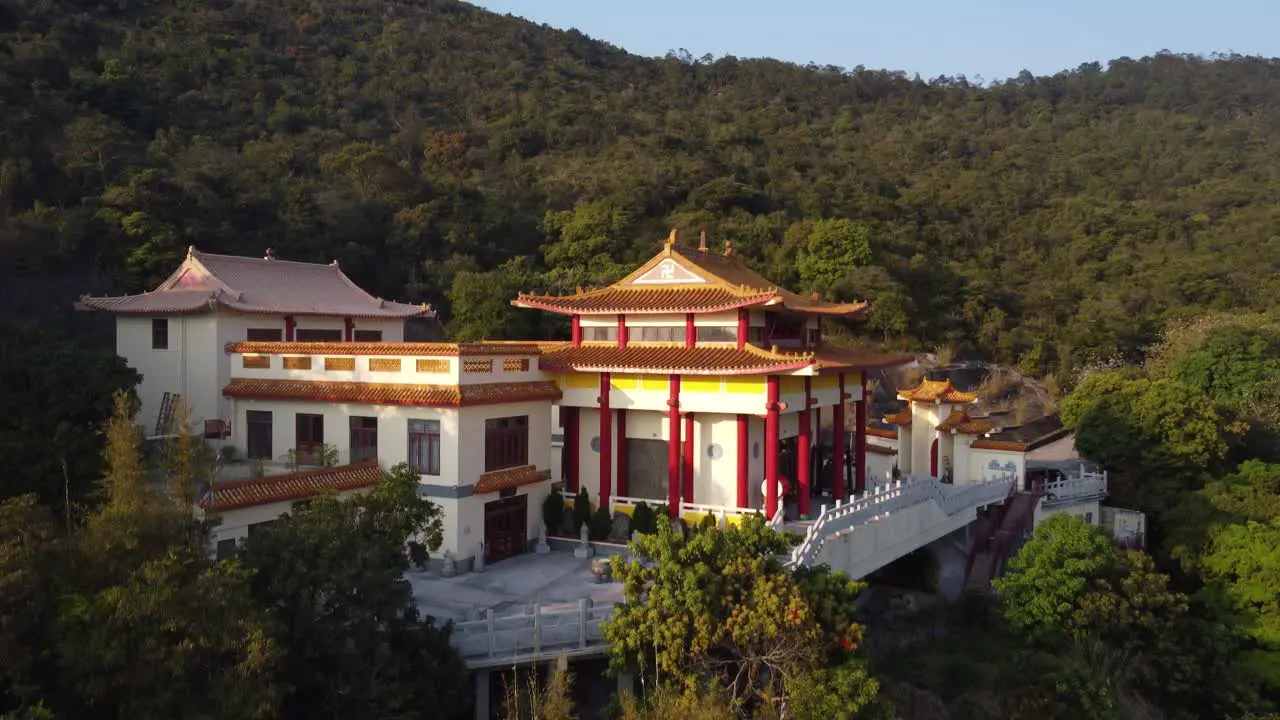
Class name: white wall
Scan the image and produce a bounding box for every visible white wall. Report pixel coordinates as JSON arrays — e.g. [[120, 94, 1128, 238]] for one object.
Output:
[[968, 449, 1026, 487], [1033, 498, 1103, 529], [118, 314, 220, 434]]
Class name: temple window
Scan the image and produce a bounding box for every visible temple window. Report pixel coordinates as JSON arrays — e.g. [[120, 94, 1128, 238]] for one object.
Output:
[[353, 330, 383, 342], [296, 329, 342, 342], [151, 318, 169, 349], [627, 326, 686, 343], [748, 327, 764, 344], [695, 326, 738, 343], [246, 410, 273, 459], [247, 328, 283, 341], [408, 419, 441, 475], [583, 326, 618, 342], [349, 416, 378, 462], [295, 413, 324, 465], [485, 415, 529, 471]]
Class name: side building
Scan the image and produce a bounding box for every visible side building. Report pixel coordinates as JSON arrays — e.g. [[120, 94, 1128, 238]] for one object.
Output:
[[76, 247, 434, 437], [200, 341, 559, 572]]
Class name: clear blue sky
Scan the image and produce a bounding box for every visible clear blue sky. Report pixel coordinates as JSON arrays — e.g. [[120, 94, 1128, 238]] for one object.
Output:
[[470, 0, 1277, 82]]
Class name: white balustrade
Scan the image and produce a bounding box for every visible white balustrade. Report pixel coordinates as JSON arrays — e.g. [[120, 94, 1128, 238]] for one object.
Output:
[[452, 599, 617, 666], [1041, 465, 1108, 504]]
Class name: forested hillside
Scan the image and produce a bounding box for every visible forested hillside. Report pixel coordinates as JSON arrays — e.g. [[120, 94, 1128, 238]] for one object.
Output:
[[4, 0, 1280, 376]]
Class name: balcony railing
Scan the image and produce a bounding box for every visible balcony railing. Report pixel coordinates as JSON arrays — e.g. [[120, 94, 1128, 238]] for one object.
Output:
[[451, 599, 615, 668], [1037, 465, 1108, 506]]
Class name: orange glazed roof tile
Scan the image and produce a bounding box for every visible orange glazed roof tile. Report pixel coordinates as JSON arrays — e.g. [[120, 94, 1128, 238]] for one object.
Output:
[[474, 465, 552, 494], [811, 345, 916, 373], [897, 378, 977, 403], [79, 248, 433, 318], [199, 460, 386, 512], [225, 341, 543, 356], [222, 379, 561, 407], [883, 408, 912, 425], [866, 444, 898, 456], [970, 439, 1030, 452], [538, 342, 814, 376], [512, 236, 869, 318], [866, 426, 899, 440], [935, 410, 995, 435]]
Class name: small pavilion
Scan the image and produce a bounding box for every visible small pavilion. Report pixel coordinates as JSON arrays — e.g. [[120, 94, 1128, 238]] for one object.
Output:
[[514, 230, 912, 520]]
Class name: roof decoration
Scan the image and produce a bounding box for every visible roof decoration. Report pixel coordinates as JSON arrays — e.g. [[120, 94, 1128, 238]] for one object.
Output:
[[512, 230, 869, 317], [883, 408, 912, 426], [474, 465, 552, 494], [199, 460, 385, 512], [538, 342, 814, 376], [865, 444, 898, 456], [897, 378, 977, 404], [866, 426, 899, 440], [222, 379, 561, 407], [935, 409, 995, 435], [78, 247, 434, 318], [225, 341, 542, 357], [970, 439, 1030, 452]]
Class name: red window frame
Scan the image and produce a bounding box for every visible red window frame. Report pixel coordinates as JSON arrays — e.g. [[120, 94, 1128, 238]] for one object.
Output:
[[349, 416, 378, 462], [485, 416, 529, 472], [408, 419, 441, 476]]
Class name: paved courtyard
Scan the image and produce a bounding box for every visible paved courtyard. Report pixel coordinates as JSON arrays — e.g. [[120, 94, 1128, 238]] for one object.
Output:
[[408, 551, 625, 623]]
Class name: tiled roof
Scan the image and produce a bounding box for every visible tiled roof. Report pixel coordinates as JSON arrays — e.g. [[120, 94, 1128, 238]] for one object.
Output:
[[935, 410, 995, 435], [222, 379, 561, 406], [473, 465, 551, 494], [898, 378, 977, 403], [512, 239, 869, 318], [811, 345, 916, 373], [199, 460, 385, 512], [78, 248, 434, 318], [538, 342, 814, 376], [970, 439, 1030, 452], [866, 426, 899, 440], [866, 444, 898, 456], [225, 341, 542, 356], [883, 408, 912, 425]]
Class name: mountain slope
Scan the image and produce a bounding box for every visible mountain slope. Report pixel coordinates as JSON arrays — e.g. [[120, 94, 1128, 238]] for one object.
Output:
[[3, 0, 1280, 375]]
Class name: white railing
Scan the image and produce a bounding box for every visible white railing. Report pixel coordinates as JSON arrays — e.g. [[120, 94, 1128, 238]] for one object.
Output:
[[1041, 465, 1107, 505], [783, 475, 1014, 569], [451, 599, 616, 667]]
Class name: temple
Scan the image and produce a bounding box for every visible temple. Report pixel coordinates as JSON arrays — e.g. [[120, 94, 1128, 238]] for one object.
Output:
[[514, 230, 914, 522]]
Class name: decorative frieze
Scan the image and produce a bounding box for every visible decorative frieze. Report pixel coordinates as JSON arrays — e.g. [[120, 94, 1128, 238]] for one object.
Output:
[[242, 355, 271, 369], [282, 356, 311, 370], [417, 358, 449, 373], [324, 357, 355, 371], [369, 358, 402, 372], [463, 359, 493, 373]]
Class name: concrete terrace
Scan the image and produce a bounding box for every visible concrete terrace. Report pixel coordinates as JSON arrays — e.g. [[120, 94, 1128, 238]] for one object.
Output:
[[408, 551, 624, 623]]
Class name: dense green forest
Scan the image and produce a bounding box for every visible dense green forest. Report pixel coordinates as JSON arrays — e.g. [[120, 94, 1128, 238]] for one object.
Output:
[[4, 0, 1280, 373]]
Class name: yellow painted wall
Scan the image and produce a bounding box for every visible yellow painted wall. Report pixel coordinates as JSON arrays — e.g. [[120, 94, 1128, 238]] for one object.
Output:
[[683, 376, 722, 394], [611, 374, 640, 391], [723, 376, 764, 394], [640, 376, 669, 392], [565, 372, 597, 389]]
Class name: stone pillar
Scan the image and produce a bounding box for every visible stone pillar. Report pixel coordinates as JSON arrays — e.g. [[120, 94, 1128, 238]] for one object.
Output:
[[474, 668, 490, 720], [765, 375, 781, 519], [855, 373, 867, 493], [667, 375, 681, 518], [798, 377, 812, 519], [683, 413, 695, 504], [736, 413, 749, 508], [616, 409, 628, 497], [599, 373, 612, 511], [833, 375, 846, 501]]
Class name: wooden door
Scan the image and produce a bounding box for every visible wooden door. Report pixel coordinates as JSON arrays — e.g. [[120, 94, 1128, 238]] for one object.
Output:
[[484, 494, 528, 564]]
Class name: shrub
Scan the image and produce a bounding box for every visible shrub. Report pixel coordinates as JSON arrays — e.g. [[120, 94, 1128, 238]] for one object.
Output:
[[541, 488, 562, 536], [698, 513, 718, 532], [573, 488, 592, 532], [589, 506, 612, 541], [631, 502, 654, 535]]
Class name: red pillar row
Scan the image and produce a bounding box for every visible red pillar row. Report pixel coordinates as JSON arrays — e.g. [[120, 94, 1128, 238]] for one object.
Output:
[[564, 407, 579, 492], [571, 316, 582, 348], [798, 378, 812, 519], [616, 409, 628, 497], [683, 413, 695, 504], [737, 308, 749, 350], [617, 314, 627, 348], [833, 375, 846, 501], [599, 374, 612, 511], [855, 373, 868, 493], [736, 414, 749, 508], [685, 313, 696, 349], [764, 375, 781, 520], [667, 375, 682, 518]]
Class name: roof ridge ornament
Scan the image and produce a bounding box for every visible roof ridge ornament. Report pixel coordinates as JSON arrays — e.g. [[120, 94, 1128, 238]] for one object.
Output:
[[186, 245, 196, 259], [723, 239, 733, 256], [664, 229, 676, 255], [698, 229, 707, 252], [264, 248, 275, 261]]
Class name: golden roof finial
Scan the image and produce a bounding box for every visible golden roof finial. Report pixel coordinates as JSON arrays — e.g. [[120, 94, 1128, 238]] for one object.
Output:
[[575, 286, 583, 295], [723, 239, 733, 256], [698, 229, 707, 252], [664, 228, 676, 255]]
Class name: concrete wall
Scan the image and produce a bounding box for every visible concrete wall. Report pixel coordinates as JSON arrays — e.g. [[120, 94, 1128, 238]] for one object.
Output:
[[118, 314, 220, 434], [1033, 497, 1103, 529], [968, 449, 1025, 487]]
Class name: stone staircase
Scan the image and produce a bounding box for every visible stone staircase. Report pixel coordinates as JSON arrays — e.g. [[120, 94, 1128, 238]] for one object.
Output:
[[963, 490, 1042, 591]]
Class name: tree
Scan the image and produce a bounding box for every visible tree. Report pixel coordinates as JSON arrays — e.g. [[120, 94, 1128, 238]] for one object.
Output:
[[1200, 517, 1280, 690], [605, 516, 876, 713], [236, 463, 465, 719], [791, 219, 873, 296]]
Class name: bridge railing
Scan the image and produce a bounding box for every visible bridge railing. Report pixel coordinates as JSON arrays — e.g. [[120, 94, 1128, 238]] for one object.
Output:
[[452, 599, 617, 667], [784, 475, 1014, 569]]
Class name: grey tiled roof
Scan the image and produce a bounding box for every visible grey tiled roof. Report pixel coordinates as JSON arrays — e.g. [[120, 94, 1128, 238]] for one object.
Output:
[[77, 248, 435, 318]]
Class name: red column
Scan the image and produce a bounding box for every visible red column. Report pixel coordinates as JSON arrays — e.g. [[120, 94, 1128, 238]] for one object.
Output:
[[833, 375, 846, 500], [798, 378, 812, 519], [284, 315, 296, 341], [599, 374, 612, 511], [343, 316, 354, 342], [683, 413, 695, 504], [737, 308, 749, 350], [616, 409, 628, 497], [855, 373, 868, 493], [736, 414, 749, 508], [565, 407, 579, 492], [765, 375, 781, 520], [617, 314, 627, 348], [667, 375, 681, 518], [685, 313, 696, 349], [571, 316, 582, 348]]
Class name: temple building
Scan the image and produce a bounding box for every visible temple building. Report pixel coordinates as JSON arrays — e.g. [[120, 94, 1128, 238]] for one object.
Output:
[[76, 247, 434, 436], [514, 231, 913, 521]]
